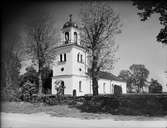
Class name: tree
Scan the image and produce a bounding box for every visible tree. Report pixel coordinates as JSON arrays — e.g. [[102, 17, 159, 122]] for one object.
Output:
[[19, 66, 38, 87], [1, 35, 22, 101], [80, 2, 121, 95], [23, 15, 58, 95], [129, 64, 149, 93], [132, 0, 167, 45], [19, 66, 39, 101], [149, 78, 162, 93], [118, 70, 133, 92]]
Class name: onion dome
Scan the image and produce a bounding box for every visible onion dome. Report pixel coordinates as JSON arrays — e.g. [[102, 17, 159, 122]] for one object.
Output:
[[63, 14, 78, 29]]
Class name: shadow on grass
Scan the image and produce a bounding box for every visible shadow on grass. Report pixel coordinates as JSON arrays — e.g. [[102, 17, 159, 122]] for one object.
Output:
[[68, 95, 167, 117]]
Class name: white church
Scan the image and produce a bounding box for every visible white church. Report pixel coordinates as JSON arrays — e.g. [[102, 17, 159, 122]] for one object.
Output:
[[51, 15, 127, 96]]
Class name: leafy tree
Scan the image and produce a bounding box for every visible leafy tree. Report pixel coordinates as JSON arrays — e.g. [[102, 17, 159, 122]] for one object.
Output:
[[23, 15, 59, 95], [19, 66, 38, 87], [80, 2, 121, 95], [19, 66, 39, 101], [19, 66, 52, 100], [149, 78, 162, 93], [129, 64, 149, 93], [119, 64, 150, 93], [132, 0, 167, 45], [19, 66, 52, 95], [20, 81, 38, 102]]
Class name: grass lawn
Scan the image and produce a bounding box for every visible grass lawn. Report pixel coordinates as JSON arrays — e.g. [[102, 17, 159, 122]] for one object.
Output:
[[1, 102, 167, 120]]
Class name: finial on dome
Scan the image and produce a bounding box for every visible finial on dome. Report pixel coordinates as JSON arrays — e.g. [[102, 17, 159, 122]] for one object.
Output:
[[69, 14, 72, 22]]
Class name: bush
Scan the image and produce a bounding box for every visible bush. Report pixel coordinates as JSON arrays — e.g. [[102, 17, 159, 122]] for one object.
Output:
[[149, 79, 163, 93], [20, 81, 38, 102], [149, 85, 162, 93], [28, 94, 76, 105]]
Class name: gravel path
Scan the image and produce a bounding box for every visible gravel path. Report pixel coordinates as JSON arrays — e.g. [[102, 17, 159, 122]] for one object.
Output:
[[1, 112, 167, 128]]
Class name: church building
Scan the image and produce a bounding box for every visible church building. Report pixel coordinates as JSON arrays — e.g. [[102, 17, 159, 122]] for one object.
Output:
[[51, 15, 127, 96]]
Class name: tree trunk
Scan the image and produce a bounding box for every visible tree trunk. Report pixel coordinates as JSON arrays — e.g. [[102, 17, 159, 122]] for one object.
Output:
[[137, 85, 140, 93], [91, 55, 99, 96], [92, 77, 98, 96], [38, 70, 43, 95]]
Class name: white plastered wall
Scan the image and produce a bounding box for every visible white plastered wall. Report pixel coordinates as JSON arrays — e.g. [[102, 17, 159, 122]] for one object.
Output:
[[72, 76, 90, 96], [98, 79, 113, 94], [71, 47, 87, 76], [52, 47, 73, 76]]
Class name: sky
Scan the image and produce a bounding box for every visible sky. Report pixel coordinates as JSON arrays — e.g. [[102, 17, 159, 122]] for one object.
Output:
[[2, 1, 167, 90]]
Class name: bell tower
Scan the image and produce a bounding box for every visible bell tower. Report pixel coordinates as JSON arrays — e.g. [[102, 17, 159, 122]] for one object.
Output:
[[52, 14, 89, 96], [61, 14, 80, 45]]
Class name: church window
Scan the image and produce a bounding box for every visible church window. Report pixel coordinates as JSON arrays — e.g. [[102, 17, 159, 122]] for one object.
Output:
[[79, 81, 82, 92], [81, 55, 83, 63], [74, 32, 77, 43], [77, 53, 80, 62], [65, 32, 69, 44], [60, 53, 66, 62], [64, 53, 66, 61], [77, 53, 84, 63], [60, 54, 63, 62]]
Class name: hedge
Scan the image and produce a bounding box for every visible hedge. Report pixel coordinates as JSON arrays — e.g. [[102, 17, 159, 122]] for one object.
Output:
[[77, 94, 167, 116], [28, 94, 77, 105]]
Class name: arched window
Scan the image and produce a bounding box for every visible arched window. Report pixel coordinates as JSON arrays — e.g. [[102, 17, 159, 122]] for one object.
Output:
[[65, 32, 69, 44], [74, 32, 77, 43], [79, 81, 82, 92], [64, 53, 66, 61], [77, 53, 84, 63], [77, 53, 80, 62], [60, 54, 63, 62], [81, 55, 83, 63], [60, 53, 66, 62]]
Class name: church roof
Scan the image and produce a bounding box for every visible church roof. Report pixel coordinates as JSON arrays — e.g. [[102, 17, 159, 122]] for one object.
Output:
[[87, 69, 125, 82], [99, 71, 123, 81], [63, 14, 78, 29]]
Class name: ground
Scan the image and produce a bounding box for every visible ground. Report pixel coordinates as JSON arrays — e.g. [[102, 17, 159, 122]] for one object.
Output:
[[1, 102, 167, 128]]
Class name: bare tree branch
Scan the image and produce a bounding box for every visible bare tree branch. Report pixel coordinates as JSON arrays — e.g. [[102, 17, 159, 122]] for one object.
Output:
[[22, 15, 59, 95], [80, 2, 122, 95]]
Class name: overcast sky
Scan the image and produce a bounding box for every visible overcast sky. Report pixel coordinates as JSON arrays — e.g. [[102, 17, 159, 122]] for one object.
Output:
[[2, 1, 167, 90]]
